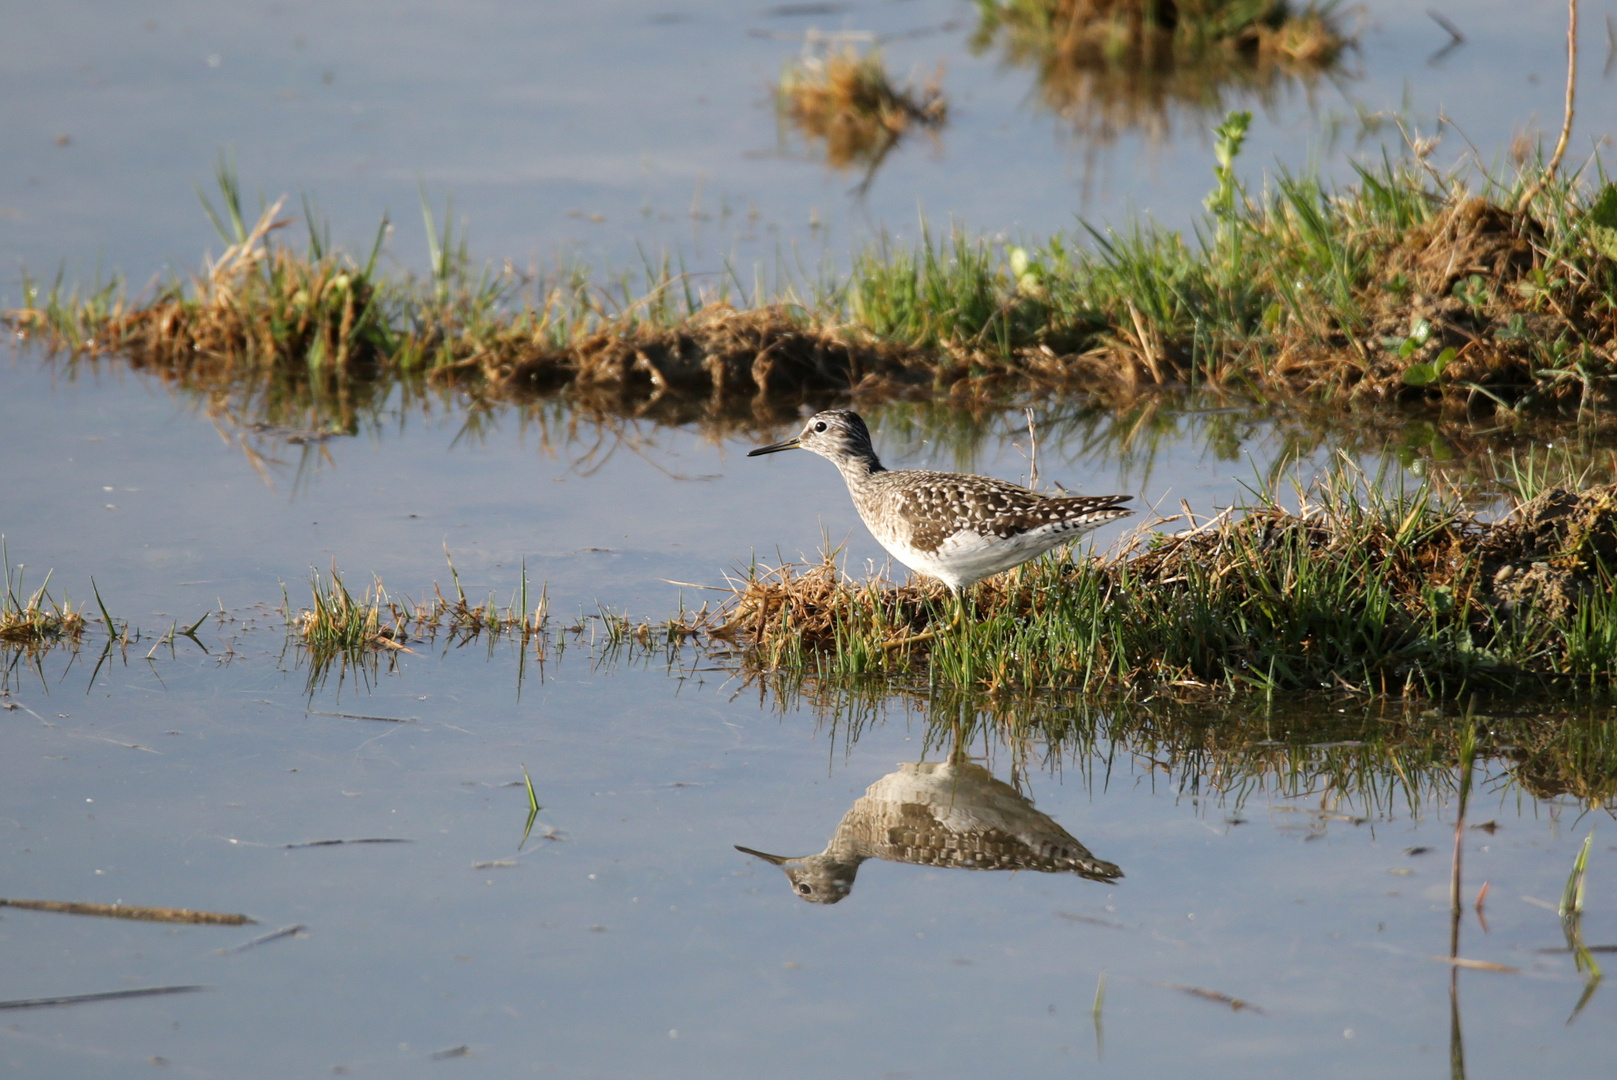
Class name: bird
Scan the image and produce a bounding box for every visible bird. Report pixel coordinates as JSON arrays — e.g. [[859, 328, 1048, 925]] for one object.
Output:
[[747, 409, 1132, 641], [736, 759, 1123, 904]]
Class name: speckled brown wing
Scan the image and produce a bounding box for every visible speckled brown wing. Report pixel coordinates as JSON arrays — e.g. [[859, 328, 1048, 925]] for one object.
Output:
[[876, 823, 1119, 877], [887, 474, 1041, 554], [889, 474, 1131, 554], [833, 797, 1123, 880], [981, 494, 1135, 540]]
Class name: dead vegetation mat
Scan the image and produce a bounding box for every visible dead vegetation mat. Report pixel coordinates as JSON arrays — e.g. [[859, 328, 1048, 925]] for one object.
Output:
[[455, 304, 941, 408], [1349, 197, 1598, 411]]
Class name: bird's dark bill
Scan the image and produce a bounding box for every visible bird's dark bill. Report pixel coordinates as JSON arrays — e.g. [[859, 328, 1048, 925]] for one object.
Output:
[[747, 436, 801, 457], [734, 844, 790, 864]]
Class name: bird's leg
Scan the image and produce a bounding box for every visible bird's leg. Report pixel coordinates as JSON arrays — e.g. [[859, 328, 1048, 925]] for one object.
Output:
[[881, 585, 964, 650], [886, 582, 944, 649], [946, 695, 970, 764]]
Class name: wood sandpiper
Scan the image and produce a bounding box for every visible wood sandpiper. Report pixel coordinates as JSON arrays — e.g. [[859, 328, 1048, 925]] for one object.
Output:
[[736, 759, 1122, 904], [747, 409, 1132, 639]]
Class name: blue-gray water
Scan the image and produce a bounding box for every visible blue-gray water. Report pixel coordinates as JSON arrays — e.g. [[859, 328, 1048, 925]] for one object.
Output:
[[6, 1, 1617, 1074], [3, 0, 1610, 295], [3, 632, 1611, 1078], [3, 351, 1613, 1079]]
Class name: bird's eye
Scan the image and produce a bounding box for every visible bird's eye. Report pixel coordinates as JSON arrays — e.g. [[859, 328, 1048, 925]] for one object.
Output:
[[796, 882, 813, 894], [813, 421, 828, 433]]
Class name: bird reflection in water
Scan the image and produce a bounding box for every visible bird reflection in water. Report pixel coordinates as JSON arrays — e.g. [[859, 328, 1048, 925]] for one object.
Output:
[[737, 759, 1121, 904]]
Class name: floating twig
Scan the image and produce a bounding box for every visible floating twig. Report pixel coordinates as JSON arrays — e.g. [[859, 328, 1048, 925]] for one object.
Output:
[[218, 924, 308, 954], [307, 709, 418, 723], [1055, 911, 1127, 930], [0, 898, 252, 925], [0, 985, 206, 1010], [1426, 955, 1520, 973], [1156, 982, 1267, 1014]]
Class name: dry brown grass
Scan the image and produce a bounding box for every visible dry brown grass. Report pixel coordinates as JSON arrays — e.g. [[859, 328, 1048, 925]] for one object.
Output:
[[1244, 194, 1617, 417], [1354, 200, 1574, 400], [0, 601, 85, 648], [419, 186, 1617, 422], [58, 198, 392, 378], [293, 564, 546, 659], [1037, 177, 1617, 424], [457, 302, 938, 414], [1, 556, 87, 650], [777, 44, 947, 173]]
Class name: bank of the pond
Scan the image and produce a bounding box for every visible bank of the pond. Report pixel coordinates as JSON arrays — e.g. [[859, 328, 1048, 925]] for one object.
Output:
[[11, 129, 1617, 432], [718, 475, 1617, 699]]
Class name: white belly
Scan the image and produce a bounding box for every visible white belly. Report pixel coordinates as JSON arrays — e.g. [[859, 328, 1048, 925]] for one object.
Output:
[[877, 526, 1074, 590]]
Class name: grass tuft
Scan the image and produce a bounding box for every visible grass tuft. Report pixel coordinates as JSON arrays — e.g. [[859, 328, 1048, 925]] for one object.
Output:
[[0, 539, 86, 648], [719, 472, 1617, 699], [293, 559, 540, 658], [294, 567, 411, 658], [289, 558, 708, 683]]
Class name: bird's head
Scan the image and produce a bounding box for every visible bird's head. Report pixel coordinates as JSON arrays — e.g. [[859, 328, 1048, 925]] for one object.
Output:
[[735, 845, 860, 904], [747, 410, 876, 467]]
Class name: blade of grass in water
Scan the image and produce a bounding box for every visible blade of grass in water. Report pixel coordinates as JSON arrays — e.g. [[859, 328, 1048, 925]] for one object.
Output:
[[519, 764, 542, 850]]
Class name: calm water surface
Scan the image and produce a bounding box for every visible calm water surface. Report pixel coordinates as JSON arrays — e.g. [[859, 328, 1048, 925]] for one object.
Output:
[[6, 2, 1617, 1075], [3, 0, 1612, 291], [2, 602, 1612, 1078], [3, 349, 1615, 1078]]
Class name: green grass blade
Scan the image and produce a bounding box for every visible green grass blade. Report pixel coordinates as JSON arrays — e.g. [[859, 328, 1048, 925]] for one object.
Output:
[[89, 577, 120, 640], [1561, 831, 1594, 919]]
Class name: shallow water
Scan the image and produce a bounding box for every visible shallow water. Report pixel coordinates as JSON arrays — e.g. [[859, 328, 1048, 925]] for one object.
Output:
[[3, 0, 1611, 293], [3, 616, 1613, 1078], [7, 2, 1617, 1074], [0, 353, 1363, 623], [4, 346, 1617, 1077]]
